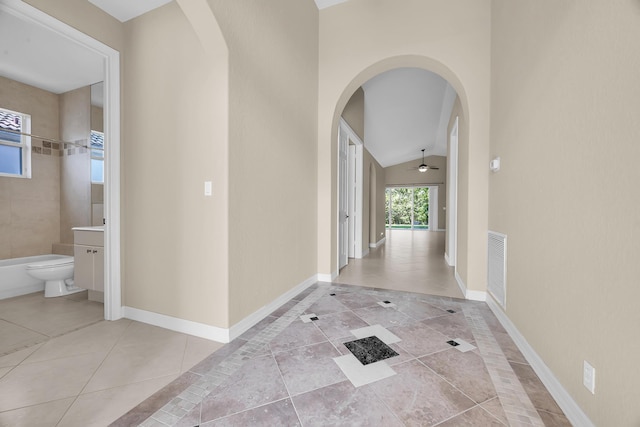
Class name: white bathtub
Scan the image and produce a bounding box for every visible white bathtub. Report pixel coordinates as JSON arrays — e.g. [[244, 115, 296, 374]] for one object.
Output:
[[0, 255, 69, 300]]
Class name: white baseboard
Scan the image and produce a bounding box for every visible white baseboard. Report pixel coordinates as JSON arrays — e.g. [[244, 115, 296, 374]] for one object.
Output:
[[123, 274, 319, 344], [455, 270, 467, 297], [465, 289, 487, 301], [444, 252, 451, 266], [369, 237, 386, 248], [228, 274, 317, 340], [123, 306, 231, 343], [317, 271, 337, 282], [486, 296, 595, 427], [454, 270, 486, 301]]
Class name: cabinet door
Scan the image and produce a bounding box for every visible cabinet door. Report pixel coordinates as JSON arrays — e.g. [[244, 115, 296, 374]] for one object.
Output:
[[93, 246, 104, 292], [74, 245, 94, 290]]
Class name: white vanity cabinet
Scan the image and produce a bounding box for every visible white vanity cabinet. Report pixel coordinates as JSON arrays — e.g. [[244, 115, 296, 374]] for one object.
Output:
[[73, 227, 104, 292]]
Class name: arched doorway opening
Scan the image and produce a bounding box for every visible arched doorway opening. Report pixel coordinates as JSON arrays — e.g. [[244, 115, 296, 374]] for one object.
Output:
[[330, 57, 469, 298]]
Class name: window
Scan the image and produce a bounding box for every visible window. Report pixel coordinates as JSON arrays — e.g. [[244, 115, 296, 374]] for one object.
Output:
[[385, 186, 430, 230], [90, 130, 104, 183], [0, 108, 31, 178]]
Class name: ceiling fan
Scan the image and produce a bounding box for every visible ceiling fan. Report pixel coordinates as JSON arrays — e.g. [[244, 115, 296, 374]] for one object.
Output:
[[411, 149, 439, 172]]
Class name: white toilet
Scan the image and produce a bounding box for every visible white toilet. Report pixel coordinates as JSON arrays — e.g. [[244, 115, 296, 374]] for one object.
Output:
[[25, 256, 84, 298]]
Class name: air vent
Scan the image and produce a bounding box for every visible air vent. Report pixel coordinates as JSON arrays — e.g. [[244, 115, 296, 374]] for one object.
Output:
[[488, 231, 507, 308]]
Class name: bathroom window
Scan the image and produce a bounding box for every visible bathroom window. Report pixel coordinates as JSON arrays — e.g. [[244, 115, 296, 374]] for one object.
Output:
[[90, 130, 104, 183], [0, 108, 31, 178]]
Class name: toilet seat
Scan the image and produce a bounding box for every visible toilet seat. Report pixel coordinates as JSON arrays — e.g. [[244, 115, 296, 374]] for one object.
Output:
[[26, 257, 74, 270]]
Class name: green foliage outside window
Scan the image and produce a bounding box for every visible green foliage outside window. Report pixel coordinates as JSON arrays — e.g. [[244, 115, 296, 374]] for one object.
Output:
[[385, 187, 429, 229]]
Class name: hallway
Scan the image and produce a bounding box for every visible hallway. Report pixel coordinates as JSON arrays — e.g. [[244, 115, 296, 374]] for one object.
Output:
[[117, 283, 570, 426], [335, 230, 464, 299]]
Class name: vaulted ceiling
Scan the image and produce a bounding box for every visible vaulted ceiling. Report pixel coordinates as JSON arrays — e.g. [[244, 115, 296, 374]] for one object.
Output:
[[1, 0, 455, 167]]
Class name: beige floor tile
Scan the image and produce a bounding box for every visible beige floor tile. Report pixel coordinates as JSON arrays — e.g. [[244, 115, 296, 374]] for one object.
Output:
[[0, 319, 48, 356], [23, 319, 132, 364], [0, 352, 105, 412], [0, 397, 74, 427], [335, 230, 463, 299], [82, 332, 186, 393], [0, 293, 103, 338], [57, 375, 178, 427], [0, 343, 43, 368], [181, 335, 224, 373], [0, 366, 12, 380]]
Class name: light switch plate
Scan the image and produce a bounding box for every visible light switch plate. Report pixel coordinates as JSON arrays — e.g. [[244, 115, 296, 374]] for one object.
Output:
[[204, 181, 212, 196], [583, 360, 595, 394]]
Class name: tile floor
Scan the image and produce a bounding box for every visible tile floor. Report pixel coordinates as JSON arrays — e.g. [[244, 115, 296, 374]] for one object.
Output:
[[0, 291, 104, 356], [0, 292, 223, 426], [118, 281, 571, 426], [334, 230, 464, 299], [1, 231, 572, 425]]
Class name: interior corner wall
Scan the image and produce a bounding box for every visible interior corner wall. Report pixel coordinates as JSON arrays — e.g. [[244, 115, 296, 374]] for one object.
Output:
[[318, 0, 491, 290], [490, 1, 640, 425], [341, 87, 365, 141], [208, 0, 319, 325], [384, 156, 447, 230], [123, 2, 229, 328]]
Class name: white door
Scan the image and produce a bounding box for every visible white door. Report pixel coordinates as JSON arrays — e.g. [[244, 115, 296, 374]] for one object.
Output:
[[338, 127, 349, 269]]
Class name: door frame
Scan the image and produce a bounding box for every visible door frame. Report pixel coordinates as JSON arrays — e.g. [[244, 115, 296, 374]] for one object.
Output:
[[446, 116, 458, 267], [4, 0, 122, 320], [338, 118, 363, 270]]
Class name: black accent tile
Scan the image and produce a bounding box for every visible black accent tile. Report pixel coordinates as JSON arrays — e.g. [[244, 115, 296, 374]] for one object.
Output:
[[330, 293, 336, 296], [446, 309, 456, 313], [344, 336, 398, 365], [310, 316, 319, 321], [447, 340, 460, 347], [383, 300, 391, 304]]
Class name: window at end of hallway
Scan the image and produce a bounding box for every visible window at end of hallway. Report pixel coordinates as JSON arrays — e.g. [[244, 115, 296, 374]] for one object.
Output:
[[0, 108, 31, 178]]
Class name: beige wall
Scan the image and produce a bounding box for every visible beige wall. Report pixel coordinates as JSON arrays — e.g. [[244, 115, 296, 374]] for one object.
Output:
[[24, 0, 124, 52], [341, 87, 364, 141], [318, 0, 491, 292], [90, 105, 103, 133], [59, 86, 91, 244], [364, 149, 385, 248], [490, 1, 640, 425], [0, 77, 61, 259], [207, 0, 319, 324], [123, 2, 229, 328], [385, 156, 447, 230]]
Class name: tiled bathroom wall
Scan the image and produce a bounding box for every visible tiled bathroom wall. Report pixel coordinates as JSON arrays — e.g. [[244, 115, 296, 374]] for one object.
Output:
[[0, 76, 61, 259], [0, 76, 95, 259], [59, 86, 92, 245]]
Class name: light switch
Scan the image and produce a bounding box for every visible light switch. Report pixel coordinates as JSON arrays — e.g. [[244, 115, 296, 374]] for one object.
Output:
[[204, 181, 212, 196]]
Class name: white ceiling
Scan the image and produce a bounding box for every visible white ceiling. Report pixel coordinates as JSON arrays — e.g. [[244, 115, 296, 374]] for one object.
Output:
[[362, 68, 456, 168], [0, 7, 104, 94], [314, 0, 350, 9], [88, 0, 172, 22]]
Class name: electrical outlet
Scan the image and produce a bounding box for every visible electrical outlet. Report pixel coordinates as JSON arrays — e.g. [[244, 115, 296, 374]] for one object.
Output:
[[583, 360, 596, 394]]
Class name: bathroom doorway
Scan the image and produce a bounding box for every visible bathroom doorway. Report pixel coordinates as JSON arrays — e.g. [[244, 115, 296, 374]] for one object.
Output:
[[0, 1, 121, 320]]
